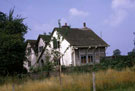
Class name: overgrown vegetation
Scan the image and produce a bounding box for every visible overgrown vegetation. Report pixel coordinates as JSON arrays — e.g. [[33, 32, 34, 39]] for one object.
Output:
[[98, 56, 135, 70], [61, 55, 135, 74], [0, 67, 135, 91]]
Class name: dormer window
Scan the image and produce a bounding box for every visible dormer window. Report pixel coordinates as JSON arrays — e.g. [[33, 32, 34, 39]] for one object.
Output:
[[39, 46, 43, 52]]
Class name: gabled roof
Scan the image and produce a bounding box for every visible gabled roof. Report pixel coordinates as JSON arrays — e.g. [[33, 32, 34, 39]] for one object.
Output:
[[37, 26, 109, 63], [55, 27, 108, 47], [26, 40, 37, 49], [37, 34, 51, 44]]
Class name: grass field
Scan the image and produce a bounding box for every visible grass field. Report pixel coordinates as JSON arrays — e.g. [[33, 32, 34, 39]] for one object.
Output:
[[0, 68, 135, 91]]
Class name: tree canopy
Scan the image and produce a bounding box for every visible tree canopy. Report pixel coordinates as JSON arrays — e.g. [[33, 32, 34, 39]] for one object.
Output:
[[113, 49, 121, 56], [0, 10, 28, 76]]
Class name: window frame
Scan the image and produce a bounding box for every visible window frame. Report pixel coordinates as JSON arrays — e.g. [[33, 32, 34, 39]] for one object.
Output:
[[80, 55, 87, 64], [53, 37, 60, 49], [80, 54, 94, 64], [88, 54, 93, 63]]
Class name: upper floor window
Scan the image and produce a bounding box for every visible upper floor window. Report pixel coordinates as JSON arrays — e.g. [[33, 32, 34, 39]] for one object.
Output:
[[39, 46, 43, 52], [27, 48, 31, 55], [53, 37, 60, 49]]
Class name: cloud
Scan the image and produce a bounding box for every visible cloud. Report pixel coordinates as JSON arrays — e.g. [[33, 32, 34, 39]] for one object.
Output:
[[112, 0, 135, 9], [105, 9, 127, 26], [58, 8, 89, 26], [105, 0, 135, 27], [69, 8, 88, 17]]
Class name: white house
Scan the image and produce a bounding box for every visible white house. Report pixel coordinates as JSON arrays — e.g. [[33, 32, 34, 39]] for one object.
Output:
[[36, 23, 109, 67], [24, 34, 50, 71]]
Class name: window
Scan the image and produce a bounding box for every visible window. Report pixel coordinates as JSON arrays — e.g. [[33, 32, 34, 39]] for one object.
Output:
[[80, 54, 93, 64], [81, 55, 86, 64], [88, 55, 93, 63], [53, 37, 60, 49], [39, 46, 43, 52], [27, 48, 31, 55]]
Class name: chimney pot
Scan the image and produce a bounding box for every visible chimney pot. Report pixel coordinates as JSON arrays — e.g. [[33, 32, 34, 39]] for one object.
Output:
[[83, 22, 86, 28], [62, 23, 70, 29], [65, 23, 67, 26]]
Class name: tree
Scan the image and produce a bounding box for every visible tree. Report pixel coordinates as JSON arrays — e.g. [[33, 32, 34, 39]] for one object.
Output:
[[113, 49, 121, 56], [0, 9, 28, 76], [42, 51, 55, 77], [128, 49, 135, 57]]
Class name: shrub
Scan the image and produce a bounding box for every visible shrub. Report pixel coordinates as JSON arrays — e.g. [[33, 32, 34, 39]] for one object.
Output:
[[42, 61, 55, 77], [100, 56, 135, 70]]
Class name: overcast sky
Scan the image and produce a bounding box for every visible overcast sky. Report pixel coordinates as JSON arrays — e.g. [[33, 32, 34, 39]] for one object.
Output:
[[1, 0, 135, 55]]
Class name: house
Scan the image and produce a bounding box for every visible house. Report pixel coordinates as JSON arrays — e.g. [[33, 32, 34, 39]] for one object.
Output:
[[37, 34, 50, 57], [24, 40, 37, 71], [24, 34, 50, 71], [36, 23, 109, 67]]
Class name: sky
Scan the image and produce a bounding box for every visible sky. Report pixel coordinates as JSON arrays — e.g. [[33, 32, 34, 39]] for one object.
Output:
[[0, 0, 135, 56]]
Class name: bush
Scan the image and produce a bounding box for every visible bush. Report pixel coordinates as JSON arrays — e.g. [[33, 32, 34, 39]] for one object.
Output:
[[29, 66, 42, 73], [100, 56, 135, 70], [42, 61, 55, 77], [62, 56, 135, 73]]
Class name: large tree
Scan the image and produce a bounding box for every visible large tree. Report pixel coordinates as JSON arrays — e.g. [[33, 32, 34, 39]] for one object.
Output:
[[0, 10, 28, 76]]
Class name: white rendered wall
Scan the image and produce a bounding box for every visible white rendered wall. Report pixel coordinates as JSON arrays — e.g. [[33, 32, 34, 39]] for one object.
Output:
[[38, 38, 45, 57], [39, 30, 73, 66], [24, 43, 37, 72]]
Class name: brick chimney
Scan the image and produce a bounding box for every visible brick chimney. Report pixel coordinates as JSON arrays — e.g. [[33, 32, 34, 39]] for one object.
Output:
[[83, 22, 87, 28], [62, 23, 70, 29], [65, 23, 67, 26]]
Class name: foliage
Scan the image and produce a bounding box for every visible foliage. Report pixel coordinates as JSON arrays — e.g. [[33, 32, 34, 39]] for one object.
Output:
[[0, 74, 28, 85], [65, 65, 93, 73], [29, 66, 42, 73], [0, 68, 135, 91], [42, 51, 56, 77], [113, 49, 121, 56], [30, 51, 55, 77], [42, 61, 55, 77], [99, 56, 135, 70], [128, 49, 135, 57], [53, 37, 58, 49], [61, 55, 135, 73], [0, 10, 28, 76]]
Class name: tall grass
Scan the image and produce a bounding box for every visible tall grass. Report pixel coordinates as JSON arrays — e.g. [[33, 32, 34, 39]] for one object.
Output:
[[0, 68, 135, 91]]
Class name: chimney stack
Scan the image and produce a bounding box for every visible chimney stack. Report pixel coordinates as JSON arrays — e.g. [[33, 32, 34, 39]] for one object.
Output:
[[65, 23, 67, 26], [83, 22, 87, 28], [62, 23, 70, 29]]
